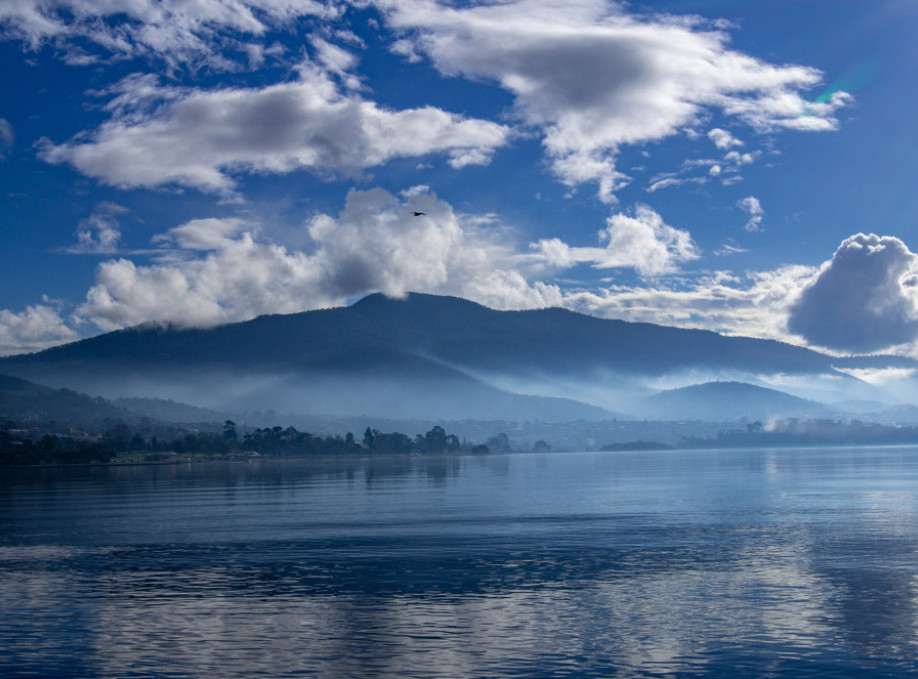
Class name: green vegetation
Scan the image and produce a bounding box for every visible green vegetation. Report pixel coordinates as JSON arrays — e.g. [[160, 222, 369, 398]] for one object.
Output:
[[0, 429, 112, 466], [0, 420, 491, 466]]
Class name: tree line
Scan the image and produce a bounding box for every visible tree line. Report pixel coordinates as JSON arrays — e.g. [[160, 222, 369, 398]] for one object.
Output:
[[0, 421, 495, 466]]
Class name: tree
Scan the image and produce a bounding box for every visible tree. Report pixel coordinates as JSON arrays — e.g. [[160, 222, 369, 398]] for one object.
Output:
[[223, 420, 237, 442], [425, 425, 448, 454], [374, 431, 414, 454], [486, 432, 511, 453], [105, 423, 133, 452]]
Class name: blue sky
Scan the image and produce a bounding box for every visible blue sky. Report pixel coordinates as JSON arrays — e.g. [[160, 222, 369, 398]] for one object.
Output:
[[2, 0, 918, 358]]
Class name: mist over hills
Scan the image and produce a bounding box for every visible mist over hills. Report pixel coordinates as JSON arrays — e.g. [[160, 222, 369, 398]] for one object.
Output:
[[0, 292, 909, 422], [0, 373, 127, 425], [637, 381, 832, 422], [0, 373, 229, 428]]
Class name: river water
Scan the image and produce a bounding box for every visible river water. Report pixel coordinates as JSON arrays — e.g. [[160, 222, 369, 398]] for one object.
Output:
[[2, 447, 918, 678]]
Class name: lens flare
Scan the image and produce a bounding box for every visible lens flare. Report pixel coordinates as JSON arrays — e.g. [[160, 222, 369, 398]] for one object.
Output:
[[815, 59, 880, 103]]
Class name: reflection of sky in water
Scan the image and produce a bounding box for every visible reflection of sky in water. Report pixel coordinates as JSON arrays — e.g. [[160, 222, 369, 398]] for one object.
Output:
[[1, 448, 918, 677]]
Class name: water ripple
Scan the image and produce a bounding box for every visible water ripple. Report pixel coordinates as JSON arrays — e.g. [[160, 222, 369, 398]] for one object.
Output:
[[2, 449, 918, 677]]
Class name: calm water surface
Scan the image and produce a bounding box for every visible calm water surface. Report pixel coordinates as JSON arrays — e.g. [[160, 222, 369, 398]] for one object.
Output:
[[2, 447, 918, 678]]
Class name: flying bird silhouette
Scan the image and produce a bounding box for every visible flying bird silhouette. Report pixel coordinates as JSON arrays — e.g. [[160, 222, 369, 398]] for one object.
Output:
[[412, 211, 426, 216]]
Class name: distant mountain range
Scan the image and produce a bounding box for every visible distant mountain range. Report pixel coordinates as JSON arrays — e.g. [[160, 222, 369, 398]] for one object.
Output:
[[0, 292, 914, 422], [0, 373, 228, 428], [0, 373, 126, 425], [637, 381, 831, 422]]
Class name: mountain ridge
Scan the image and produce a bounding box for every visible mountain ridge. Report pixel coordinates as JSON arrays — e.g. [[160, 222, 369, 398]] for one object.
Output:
[[11, 292, 844, 375], [0, 292, 888, 420], [637, 381, 831, 422]]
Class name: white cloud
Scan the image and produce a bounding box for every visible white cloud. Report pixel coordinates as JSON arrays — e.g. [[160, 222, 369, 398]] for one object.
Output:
[[722, 89, 852, 133], [835, 366, 918, 386], [714, 243, 749, 257], [787, 233, 918, 353], [40, 65, 511, 194], [390, 38, 423, 63], [68, 202, 130, 254], [0, 0, 339, 69], [0, 303, 77, 356], [707, 128, 742, 150], [58, 186, 705, 337], [307, 187, 562, 308], [724, 150, 756, 166], [0, 187, 851, 358], [9, 243, 816, 356], [154, 217, 253, 251], [4, 186, 889, 362], [532, 204, 698, 276], [564, 264, 817, 343], [75, 243, 312, 331], [74, 187, 562, 331], [737, 196, 764, 232], [645, 149, 759, 193], [647, 175, 706, 193], [380, 0, 848, 201], [592, 205, 698, 275], [310, 34, 362, 90], [647, 176, 684, 193], [5, 183, 887, 363]]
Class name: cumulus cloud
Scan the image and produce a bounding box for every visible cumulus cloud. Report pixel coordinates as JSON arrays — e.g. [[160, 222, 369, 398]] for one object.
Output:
[[532, 204, 698, 276], [66, 220, 918, 359], [0, 0, 338, 69], [708, 128, 742, 150], [787, 233, 918, 353], [0, 182, 822, 355], [591, 205, 698, 275], [74, 187, 562, 331], [68, 202, 130, 254], [75, 239, 318, 330], [380, 0, 848, 201], [0, 302, 77, 356], [60, 182, 710, 336], [307, 188, 563, 309], [565, 264, 817, 342], [154, 217, 253, 251], [737, 196, 764, 232], [6, 249, 816, 356], [40, 66, 511, 194]]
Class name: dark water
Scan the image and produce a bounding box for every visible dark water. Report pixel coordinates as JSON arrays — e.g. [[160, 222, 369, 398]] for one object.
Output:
[[2, 447, 918, 678]]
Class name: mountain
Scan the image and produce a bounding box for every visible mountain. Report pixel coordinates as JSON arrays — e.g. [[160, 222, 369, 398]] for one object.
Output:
[[0, 292, 878, 421], [0, 373, 128, 425], [637, 381, 831, 422], [0, 373, 239, 428], [111, 397, 230, 424]]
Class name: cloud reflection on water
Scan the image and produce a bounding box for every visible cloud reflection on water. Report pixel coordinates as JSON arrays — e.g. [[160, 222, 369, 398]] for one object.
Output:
[[2, 450, 918, 677]]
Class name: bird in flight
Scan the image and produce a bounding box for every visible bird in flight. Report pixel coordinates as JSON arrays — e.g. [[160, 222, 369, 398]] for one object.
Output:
[[412, 211, 426, 216]]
